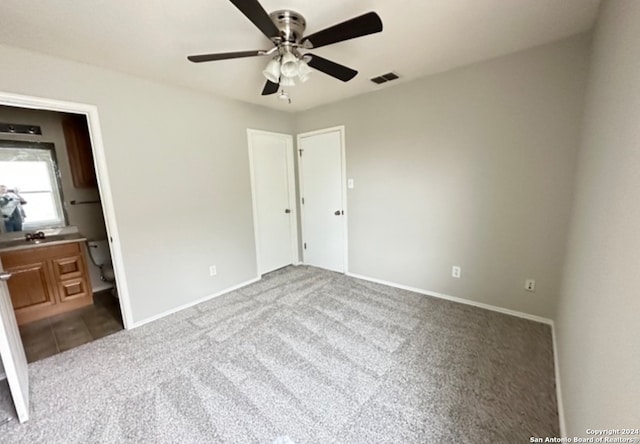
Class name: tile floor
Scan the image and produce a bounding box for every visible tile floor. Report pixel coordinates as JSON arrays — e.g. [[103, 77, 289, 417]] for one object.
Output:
[[18, 290, 123, 363]]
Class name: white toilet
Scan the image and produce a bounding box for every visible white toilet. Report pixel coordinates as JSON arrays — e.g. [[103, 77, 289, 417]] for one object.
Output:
[[86, 240, 117, 296]]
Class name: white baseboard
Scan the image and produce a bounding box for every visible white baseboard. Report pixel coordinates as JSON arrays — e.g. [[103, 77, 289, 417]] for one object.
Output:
[[551, 322, 566, 436], [345, 272, 553, 325], [130, 276, 261, 329]]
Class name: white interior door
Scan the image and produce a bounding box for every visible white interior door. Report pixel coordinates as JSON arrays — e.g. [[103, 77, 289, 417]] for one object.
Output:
[[248, 130, 297, 274], [0, 267, 29, 423], [299, 128, 346, 273]]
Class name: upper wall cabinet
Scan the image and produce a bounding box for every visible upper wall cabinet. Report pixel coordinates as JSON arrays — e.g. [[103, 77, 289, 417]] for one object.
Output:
[[62, 114, 97, 188]]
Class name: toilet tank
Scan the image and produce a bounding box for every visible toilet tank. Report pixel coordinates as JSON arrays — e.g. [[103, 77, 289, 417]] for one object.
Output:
[[87, 239, 111, 266]]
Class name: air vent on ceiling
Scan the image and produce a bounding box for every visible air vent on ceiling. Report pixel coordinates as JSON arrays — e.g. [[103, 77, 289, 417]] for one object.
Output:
[[370, 72, 400, 85]]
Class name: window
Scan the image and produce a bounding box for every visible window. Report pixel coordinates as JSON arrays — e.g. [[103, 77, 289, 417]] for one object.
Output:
[[0, 141, 66, 231]]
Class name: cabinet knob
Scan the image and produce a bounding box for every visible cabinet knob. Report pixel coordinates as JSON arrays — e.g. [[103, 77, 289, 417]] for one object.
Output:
[[0, 272, 12, 281]]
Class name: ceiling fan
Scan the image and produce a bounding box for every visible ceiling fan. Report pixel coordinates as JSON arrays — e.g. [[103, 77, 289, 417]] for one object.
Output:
[[187, 0, 383, 96]]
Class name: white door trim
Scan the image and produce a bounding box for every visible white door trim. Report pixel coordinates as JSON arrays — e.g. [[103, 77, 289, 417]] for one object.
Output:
[[247, 129, 299, 275], [0, 90, 134, 329], [296, 125, 348, 273]]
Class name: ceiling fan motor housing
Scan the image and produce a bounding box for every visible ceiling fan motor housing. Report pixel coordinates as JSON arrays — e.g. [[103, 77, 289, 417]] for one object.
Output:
[[270, 10, 306, 44]]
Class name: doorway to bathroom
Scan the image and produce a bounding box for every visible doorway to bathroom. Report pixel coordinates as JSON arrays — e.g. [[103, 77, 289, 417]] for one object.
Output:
[[0, 103, 125, 364]]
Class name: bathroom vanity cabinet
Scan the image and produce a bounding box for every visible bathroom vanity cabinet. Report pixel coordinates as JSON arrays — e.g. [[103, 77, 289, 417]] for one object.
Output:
[[0, 240, 92, 325]]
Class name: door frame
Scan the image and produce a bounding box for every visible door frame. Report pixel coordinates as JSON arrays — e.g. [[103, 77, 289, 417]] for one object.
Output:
[[296, 125, 349, 273], [247, 129, 299, 275], [0, 90, 134, 329]]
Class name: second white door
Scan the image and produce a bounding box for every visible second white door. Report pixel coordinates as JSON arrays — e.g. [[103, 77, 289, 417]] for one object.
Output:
[[298, 127, 346, 273], [248, 130, 297, 275]]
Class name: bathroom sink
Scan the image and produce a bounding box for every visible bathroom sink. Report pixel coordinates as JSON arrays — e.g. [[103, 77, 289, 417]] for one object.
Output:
[[0, 233, 87, 252], [33, 233, 83, 243]]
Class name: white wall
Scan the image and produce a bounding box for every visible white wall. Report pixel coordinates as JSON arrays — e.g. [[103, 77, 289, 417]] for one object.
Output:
[[295, 34, 590, 319], [556, 0, 640, 433], [0, 44, 293, 324]]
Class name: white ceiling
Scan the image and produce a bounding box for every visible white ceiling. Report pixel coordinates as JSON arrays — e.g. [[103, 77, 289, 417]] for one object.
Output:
[[0, 0, 600, 112]]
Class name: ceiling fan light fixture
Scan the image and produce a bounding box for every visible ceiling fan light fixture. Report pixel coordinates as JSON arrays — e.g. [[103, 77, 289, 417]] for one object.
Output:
[[297, 59, 311, 82], [280, 75, 296, 87], [262, 57, 281, 83], [280, 51, 299, 78]]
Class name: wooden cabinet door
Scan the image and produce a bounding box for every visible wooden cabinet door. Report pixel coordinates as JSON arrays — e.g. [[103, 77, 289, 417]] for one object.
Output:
[[62, 115, 97, 188], [4, 260, 57, 325]]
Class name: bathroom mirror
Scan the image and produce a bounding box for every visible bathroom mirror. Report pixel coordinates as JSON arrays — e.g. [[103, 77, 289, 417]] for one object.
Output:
[[0, 139, 68, 236]]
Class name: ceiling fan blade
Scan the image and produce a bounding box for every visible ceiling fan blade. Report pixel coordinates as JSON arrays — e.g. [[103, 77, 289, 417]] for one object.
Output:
[[301, 12, 382, 49], [229, 0, 280, 39], [187, 50, 265, 63], [306, 54, 358, 82], [261, 80, 279, 95]]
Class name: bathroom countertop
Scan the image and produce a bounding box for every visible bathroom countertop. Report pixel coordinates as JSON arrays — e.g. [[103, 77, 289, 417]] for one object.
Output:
[[0, 233, 87, 253]]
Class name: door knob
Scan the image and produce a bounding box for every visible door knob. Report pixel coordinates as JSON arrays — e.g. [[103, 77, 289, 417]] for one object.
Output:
[[285, 209, 291, 214], [334, 210, 341, 216], [0, 271, 12, 281]]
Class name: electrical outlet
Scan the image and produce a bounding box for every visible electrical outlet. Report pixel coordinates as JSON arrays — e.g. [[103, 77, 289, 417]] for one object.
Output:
[[209, 265, 217, 276], [347, 178, 354, 189], [525, 279, 535, 292], [452, 266, 461, 278]]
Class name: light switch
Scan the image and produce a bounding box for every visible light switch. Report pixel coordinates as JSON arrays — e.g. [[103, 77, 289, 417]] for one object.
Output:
[[347, 178, 354, 189]]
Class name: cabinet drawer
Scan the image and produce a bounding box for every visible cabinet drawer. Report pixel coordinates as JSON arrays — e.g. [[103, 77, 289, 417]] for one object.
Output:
[[57, 277, 89, 302], [51, 255, 85, 281]]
